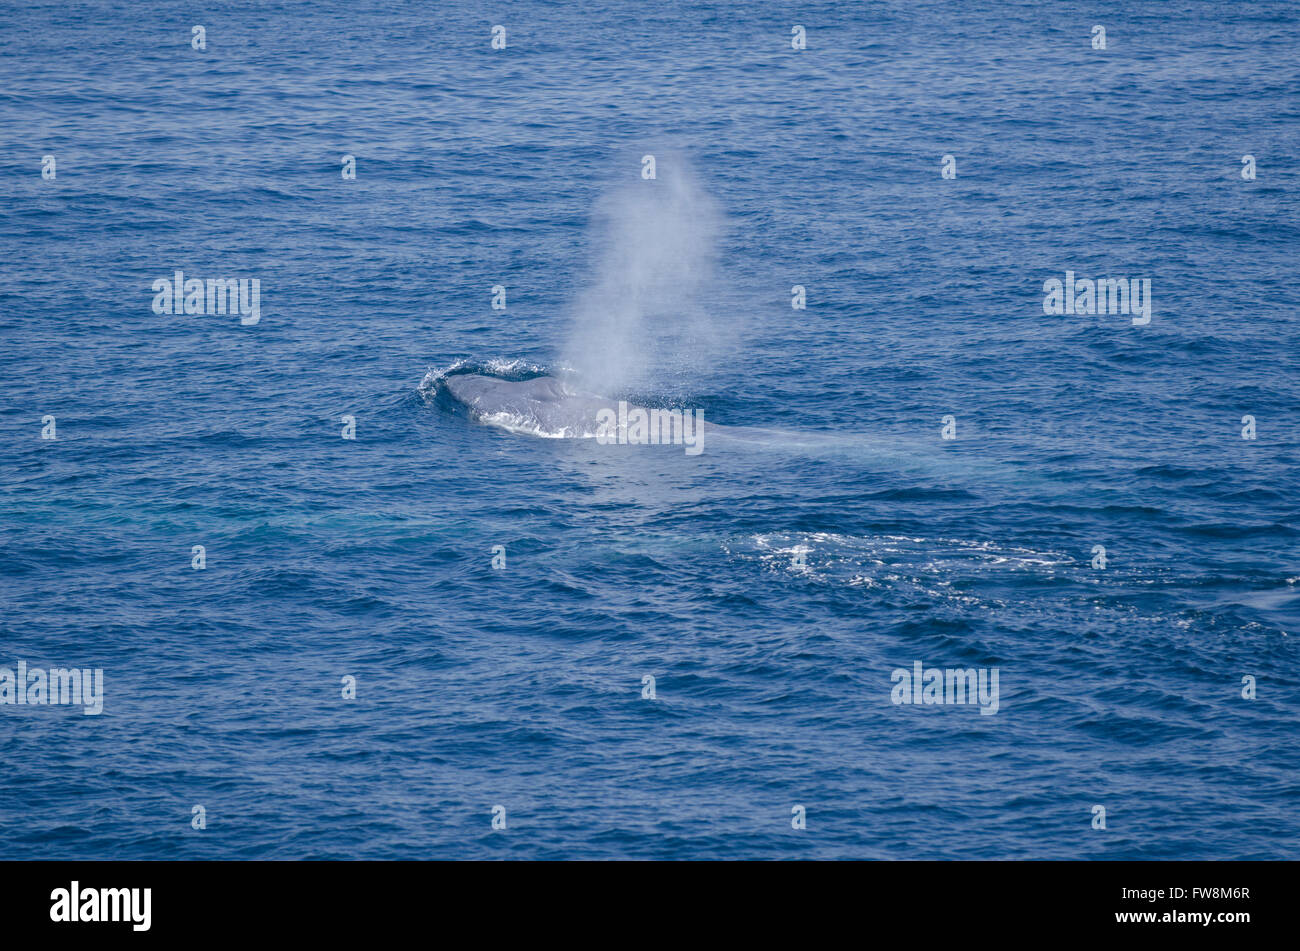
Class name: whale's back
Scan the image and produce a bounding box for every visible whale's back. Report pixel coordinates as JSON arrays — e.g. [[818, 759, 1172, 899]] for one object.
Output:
[[442, 374, 614, 438]]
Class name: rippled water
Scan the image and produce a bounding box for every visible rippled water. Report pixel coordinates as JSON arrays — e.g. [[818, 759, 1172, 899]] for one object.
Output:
[[2, 1, 1298, 859]]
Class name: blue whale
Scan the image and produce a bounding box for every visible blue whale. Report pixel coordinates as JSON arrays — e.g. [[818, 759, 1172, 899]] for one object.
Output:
[[442, 373, 709, 455], [442, 374, 617, 438]]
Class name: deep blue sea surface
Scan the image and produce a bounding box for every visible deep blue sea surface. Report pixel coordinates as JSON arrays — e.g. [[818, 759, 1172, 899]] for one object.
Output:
[[3, 1, 1299, 859]]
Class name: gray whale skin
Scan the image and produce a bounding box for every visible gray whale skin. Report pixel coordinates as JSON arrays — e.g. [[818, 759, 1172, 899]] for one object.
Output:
[[442, 374, 618, 437]]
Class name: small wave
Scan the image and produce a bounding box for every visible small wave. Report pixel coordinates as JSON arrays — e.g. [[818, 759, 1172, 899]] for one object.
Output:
[[732, 532, 1075, 606]]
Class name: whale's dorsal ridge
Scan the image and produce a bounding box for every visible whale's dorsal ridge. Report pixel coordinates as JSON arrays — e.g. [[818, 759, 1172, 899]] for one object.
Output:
[[442, 373, 612, 437]]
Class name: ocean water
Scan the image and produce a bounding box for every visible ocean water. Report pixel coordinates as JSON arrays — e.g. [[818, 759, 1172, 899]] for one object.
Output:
[[2, 0, 1299, 860]]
